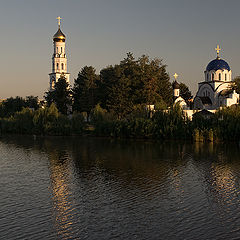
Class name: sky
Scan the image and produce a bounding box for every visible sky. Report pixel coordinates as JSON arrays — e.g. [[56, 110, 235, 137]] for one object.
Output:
[[1, 0, 240, 99]]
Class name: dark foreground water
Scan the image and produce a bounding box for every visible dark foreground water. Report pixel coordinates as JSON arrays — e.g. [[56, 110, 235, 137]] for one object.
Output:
[[1, 136, 240, 240]]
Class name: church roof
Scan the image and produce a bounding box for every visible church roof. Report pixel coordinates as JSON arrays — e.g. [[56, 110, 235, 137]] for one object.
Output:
[[53, 28, 66, 42], [206, 58, 230, 71], [172, 80, 180, 89]]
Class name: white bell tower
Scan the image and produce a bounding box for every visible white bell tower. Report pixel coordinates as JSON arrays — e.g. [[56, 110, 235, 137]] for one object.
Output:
[[49, 17, 70, 90]]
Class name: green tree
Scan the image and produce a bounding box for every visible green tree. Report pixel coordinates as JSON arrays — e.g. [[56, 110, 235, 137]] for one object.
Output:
[[45, 76, 72, 115], [72, 66, 99, 120], [179, 83, 192, 102], [0, 96, 26, 117], [99, 53, 171, 117], [25, 96, 39, 110], [107, 74, 133, 119], [232, 76, 240, 94]]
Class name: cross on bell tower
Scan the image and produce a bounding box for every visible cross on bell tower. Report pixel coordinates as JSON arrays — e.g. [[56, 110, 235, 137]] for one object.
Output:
[[56, 16, 62, 28]]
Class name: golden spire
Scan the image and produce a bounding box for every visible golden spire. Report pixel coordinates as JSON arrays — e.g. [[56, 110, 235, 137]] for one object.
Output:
[[215, 45, 221, 59], [56, 16, 62, 28], [173, 73, 179, 80]]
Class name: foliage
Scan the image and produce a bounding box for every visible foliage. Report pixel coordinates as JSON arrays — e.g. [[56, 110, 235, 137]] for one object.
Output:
[[179, 83, 192, 102], [99, 53, 171, 118], [0, 96, 39, 118], [45, 76, 72, 115], [72, 66, 99, 120], [232, 76, 240, 94], [0, 104, 85, 136]]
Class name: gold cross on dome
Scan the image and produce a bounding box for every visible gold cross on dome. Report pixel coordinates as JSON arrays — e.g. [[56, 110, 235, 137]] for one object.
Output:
[[215, 44, 221, 58], [56, 16, 62, 27], [173, 73, 178, 80]]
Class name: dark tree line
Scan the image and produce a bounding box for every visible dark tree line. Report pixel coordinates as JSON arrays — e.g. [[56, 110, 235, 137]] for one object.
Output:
[[0, 96, 39, 118], [45, 53, 175, 119]]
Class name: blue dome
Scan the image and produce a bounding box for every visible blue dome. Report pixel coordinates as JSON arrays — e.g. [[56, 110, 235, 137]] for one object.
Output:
[[206, 58, 230, 71]]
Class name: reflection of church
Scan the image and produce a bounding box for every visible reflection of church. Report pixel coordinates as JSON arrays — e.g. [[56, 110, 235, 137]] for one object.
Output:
[[173, 46, 239, 118]]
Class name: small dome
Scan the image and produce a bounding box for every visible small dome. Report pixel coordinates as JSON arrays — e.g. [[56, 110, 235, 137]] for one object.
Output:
[[206, 58, 230, 71], [172, 80, 180, 89], [53, 28, 65, 42]]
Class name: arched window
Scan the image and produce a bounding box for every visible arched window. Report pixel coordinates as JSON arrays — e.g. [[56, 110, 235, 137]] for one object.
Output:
[[212, 73, 214, 80], [225, 74, 227, 81], [62, 63, 64, 70], [57, 63, 59, 70], [219, 73, 221, 80], [61, 47, 63, 53], [57, 47, 58, 53]]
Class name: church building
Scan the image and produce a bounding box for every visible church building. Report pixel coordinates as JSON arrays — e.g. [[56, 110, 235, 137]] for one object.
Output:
[[193, 45, 239, 109], [173, 45, 239, 115], [49, 17, 70, 90]]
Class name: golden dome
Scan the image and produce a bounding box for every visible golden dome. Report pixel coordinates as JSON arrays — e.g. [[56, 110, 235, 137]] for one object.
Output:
[[53, 28, 66, 42]]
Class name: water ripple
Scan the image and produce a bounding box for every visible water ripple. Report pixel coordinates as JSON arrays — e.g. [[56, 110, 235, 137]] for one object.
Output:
[[1, 138, 240, 239]]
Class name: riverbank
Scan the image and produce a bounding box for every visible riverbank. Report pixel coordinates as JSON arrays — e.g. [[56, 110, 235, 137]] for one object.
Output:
[[1, 104, 240, 142]]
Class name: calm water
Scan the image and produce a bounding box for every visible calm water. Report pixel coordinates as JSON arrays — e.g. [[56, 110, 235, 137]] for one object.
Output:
[[1, 136, 240, 240]]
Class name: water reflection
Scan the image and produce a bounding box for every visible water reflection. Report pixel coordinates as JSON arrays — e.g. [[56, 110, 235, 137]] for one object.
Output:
[[1, 136, 240, 239], [47, 147, 74, 240]]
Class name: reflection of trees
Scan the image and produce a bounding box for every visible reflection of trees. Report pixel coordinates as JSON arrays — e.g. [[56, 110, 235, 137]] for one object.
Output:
[[192, 142, 240, 208], [70, 139, 190, 197], [3, 135, 240, 238]]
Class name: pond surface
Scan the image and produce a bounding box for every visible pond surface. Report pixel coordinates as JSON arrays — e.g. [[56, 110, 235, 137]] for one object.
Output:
[[1, 136, 240, 240]]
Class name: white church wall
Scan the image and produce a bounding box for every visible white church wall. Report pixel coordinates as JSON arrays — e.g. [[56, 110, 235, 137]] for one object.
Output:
[[173, 89, 179, 97], [226, 91, 239, 107]]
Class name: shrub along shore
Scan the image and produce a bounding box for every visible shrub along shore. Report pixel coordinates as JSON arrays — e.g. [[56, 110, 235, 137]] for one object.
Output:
[[1, 103, 240, 143]]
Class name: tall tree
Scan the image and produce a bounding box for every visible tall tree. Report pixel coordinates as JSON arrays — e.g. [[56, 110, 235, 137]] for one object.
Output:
[[232, 76, 240, 94], [100, 53, 172, 106], [45, 76, 72, 115], [179, 83, 192, 102], [72, 66, 99, 119], [107, 72, 133, 119]]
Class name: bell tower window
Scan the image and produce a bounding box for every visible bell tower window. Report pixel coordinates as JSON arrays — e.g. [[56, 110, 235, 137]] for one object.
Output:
[[212, 73, 214, 80], [219, 73, 221, 81], [62, 63, 64, 70], [57, 63, 59, 70], [225, 74, 227, 81]]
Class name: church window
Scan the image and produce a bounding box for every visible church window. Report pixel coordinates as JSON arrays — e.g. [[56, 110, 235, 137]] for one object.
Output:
[[219, 73, 221, 80], [225, 74, 227, 81], [57, 47, 58, 53], [212, 73, 214, 80], [61, 47, 63, 53], [62, 63, 64, 70], [57, 63, 59, 70]]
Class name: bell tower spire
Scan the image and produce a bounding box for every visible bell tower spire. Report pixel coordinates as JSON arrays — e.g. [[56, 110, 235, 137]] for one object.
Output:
[[49, 17, 70, 90]]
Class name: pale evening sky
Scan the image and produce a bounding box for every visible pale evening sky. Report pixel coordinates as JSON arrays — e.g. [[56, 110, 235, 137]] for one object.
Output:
[[0, 0, 240, 99]]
